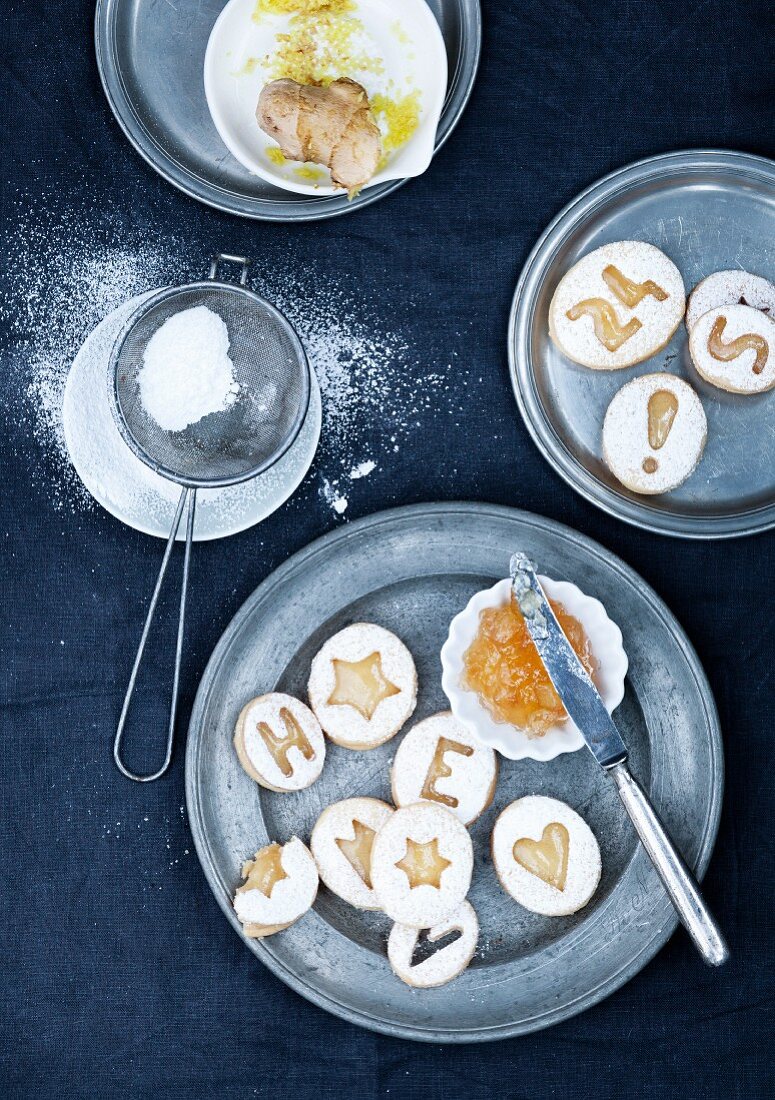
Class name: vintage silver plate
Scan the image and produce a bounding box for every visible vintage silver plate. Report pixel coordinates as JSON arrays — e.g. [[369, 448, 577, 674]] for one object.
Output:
[[509, 150, 775, 539], [186, 503, 723, 1041], [95, 0, 480, 221]]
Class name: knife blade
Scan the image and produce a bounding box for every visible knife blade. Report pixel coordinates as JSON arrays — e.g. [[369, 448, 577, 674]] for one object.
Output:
[[508, 551, 728, 966], [509, 551, 628, 768]]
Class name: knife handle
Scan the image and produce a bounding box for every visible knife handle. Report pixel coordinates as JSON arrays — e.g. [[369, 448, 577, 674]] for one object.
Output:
[[609, 763, 729, 967]]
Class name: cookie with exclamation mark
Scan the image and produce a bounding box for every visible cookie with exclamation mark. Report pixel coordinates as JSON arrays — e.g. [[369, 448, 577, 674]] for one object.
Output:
[[602, 373, 707, 494]]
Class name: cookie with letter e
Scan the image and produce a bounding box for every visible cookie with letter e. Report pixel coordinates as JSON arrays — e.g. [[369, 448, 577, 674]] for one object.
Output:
[[391, 712, 498, 826]]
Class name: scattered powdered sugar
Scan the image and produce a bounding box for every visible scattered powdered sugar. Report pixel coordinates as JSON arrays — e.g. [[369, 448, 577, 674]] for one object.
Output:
[[0, 191, 462, 523], [137, 305, 239, 431]]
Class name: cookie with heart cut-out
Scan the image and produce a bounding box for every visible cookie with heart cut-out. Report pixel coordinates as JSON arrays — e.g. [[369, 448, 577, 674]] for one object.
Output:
[[388, 900, 479, 988], [310, 797, 394, 910], [549, 241, 685, 370], [492, 796, 601, 916], [233, 838, 319, 938]]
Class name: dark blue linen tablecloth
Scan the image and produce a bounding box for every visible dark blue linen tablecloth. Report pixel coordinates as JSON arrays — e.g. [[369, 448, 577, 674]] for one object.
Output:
[[1, 1, 773, 1097]]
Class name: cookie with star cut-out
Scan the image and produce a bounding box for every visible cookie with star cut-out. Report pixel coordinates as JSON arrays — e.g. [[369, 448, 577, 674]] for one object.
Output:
[[307, 623, 417, 750], [310, 797, 394, 910], [370, 802, 473, 928]]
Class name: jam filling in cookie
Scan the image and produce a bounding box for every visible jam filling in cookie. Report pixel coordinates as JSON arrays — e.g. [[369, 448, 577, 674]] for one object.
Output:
[[310, 797, 394, 910], [234, 693, 326, 792], [492, 796, 601, 917], [233, 837, 319, 938], [308, 623, 418, 750], [392, 712, 498, 824]]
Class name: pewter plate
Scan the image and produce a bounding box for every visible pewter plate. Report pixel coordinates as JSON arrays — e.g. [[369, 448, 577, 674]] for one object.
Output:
[[186, 503, 723, 1041], [94, 0, 480, 221], [509, 150, 775, 539]]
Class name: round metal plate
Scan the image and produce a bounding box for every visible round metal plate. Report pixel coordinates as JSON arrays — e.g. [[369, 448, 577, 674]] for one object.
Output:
[[508, 150, 775, 539], [94, 0, 481, 222], [186, 503, 723, 1041]]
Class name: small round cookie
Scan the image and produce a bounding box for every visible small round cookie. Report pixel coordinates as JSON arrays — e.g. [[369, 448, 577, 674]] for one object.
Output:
[[233, 837, 319, 938], [689, 304, 775, 395], [492, 796, 601, 917], [234, 693, 325, 792], [602, 372, 707, 495], [310, 797, 394, 910], [387, 900, 479, 989], [391, 712, 498, 826], [370, 802, 473, 929], [686, 270, 775, 331], [549, 241, 685, 370], [308, 623, 417, 750]]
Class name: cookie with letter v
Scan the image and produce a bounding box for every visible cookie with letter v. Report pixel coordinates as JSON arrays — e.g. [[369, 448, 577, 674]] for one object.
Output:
[[388, 900, 479, 988], [234, 693, 326, 792], [391, 712, 498, 825]]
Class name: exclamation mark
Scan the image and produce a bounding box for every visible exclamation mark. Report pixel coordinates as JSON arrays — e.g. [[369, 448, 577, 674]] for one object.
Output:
[[643, 390, 679, 474]]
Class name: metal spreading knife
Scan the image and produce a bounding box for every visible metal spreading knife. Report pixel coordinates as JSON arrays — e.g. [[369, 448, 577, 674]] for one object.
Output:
[[510, 552, 729, 967]]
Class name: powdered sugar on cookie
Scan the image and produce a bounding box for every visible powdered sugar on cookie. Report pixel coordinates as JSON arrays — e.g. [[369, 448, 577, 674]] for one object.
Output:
[[308, 623, 417, 750], [391, 712, 497, 826], [234, 693, 326, 792], [603, 373, 707, 494], [686, 270, 775, 331], [689, 304, 775, 394], [388, 900, 479, 988], [311, 797, 393, 910], [370, 802, 473, 928], [550, 241, 685, 370], [234, 837, 319, 932], [492, 796, 601, 917]]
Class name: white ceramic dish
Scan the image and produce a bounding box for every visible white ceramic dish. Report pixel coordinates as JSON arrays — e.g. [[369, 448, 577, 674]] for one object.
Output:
[[204, 0, 448, 196], [62, 292, 322, 542], [440, 577, 628, 762]]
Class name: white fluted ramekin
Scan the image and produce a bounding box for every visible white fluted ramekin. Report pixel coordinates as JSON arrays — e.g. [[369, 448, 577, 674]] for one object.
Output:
[[440, 577, 628, 763]]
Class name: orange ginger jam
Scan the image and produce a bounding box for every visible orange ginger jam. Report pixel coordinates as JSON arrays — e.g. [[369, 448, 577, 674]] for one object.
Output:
[[462, 595, 596, 738]]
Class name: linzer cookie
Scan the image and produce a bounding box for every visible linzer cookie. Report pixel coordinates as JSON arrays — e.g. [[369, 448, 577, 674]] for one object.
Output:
[[370, 802, 473, 928], [391, 712, 498, 825], [308, 623, 417, 750], [689, 304, 775, 394], [310, 797, 394, 910], [492, 796, 601, 917], [686, 270, 775, 331], [233, 838, 319, 938], [387, 900, 479, 988], [549, 241, 685, 369], [234, 693, 325, 792], [602, 373, 707, 494]]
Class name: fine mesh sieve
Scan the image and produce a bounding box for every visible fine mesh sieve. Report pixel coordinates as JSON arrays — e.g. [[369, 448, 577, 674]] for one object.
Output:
[[110, 254, 311, 782]]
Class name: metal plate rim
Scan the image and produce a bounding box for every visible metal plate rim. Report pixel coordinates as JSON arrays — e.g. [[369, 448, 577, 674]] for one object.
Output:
[[94, 0, 482, 223], [185, 501, 723, 1042], [508, 149, 775, 541]]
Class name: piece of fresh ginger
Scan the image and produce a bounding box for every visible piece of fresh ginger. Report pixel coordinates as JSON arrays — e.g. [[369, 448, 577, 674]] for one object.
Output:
[[257, 77, 382, 196]]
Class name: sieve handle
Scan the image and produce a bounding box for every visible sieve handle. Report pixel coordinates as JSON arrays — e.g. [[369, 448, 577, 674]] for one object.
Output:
[[113, 488, 197, 782], [209, 253, 251, 286]]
